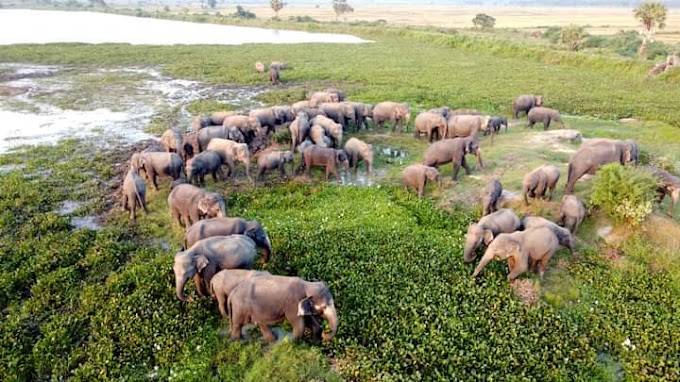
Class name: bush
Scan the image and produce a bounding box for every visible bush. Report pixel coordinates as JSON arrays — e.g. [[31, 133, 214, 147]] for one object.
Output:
[[231, 5, 256, 19], [560, 25, 588, 51], [542, 27, 562, 44], [590, 163, 658, 226], [472, 13, 496, 30], [289, 15, 319, 23]]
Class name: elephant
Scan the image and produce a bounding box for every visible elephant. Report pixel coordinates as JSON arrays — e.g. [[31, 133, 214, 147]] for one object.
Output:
[[197, 125, 230, 152], [324, 88, 347, 101], [513, 94, 543, 119], [206, 138, 252, 182], [312, 115, 343, 147], [301, 145, 349, 183], [428, 106, 450, 119], [228, 275, 338, 343], [250, 107, 285, 134], [167, 183, 226, 228], [121, 168, 147, 221], [522, 165, 560, 205], [269, 66, 281, 85], [526, 107, 563, 130], [373, 101, 411, 133], [414, 111, 447, 142], [558, 195, 586, 234], [272, 105, 295, 125], [186, 150, 224, 186], [291, 100, 312, 114], [289, 112, 311, 151], [463, 208, 521, 263], [423, 137, 484, 181], [472, 226, 559, 280], [299, 107, 326, 120], [449, 108, 483, 116], [271, 61, 289, 70], [190, 115, 213, 132], [255, 61, 265, 73], [142, 144, 165, 153], [210, 111, 238, 126], [482, 179, 502, 216], [564, 139, 638, 194], [222, 115, 262, 144], [402, 164, 441, 198], [309, 124, 331, 148], [346, 102, 373, 130], [210, 269, 271, 317], [174, 235, 259, 302], [160, 128, 183, 154], [519, 216, 575, 255], [309, 91, 339, 108], [487, 116, 508, 134], [446, 115, 491, 139], [130, 152, 184, 191], [184, 217, 273, 261], [344, 137, 374, 174], [181, 133, 198, 161], [257, 150, 295, 181], [643, 166, 680, 217], [319, 102, 356, 131]]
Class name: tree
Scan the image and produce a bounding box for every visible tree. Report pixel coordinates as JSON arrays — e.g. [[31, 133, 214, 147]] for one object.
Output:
[[634, 1, 667, 59], [207, 0, 217, 9], [472, 13, 495, 30], [332, 0, 353, 21], [271, 0, 285, 18], [559, 25, 588, 51]]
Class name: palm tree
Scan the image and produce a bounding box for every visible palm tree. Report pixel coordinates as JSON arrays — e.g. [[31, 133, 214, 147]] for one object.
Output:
[[634, 1, 667, 59]]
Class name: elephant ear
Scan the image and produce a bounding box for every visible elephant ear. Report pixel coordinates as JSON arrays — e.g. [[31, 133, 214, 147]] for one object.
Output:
[[197, 197, 210, 215], [482, 229, 495, 245], [243, 227, 258, 242], [195, 254, 209, 272], [297, 297, 315, 316]]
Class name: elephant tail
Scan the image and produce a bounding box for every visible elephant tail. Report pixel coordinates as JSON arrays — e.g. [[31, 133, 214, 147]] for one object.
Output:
[[134, 185, 147, 214], [566, 162, 574, 193]]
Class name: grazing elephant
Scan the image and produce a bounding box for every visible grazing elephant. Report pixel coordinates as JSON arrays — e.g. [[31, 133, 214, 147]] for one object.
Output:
[[186, 150, 223, 186], [324, 88, 347, 101], [272, 105, 295, 125], [482, 179, 502, 216], [210, 269, 271, 317], [301, 145, 349, 182], [289, 112, 311, 151], [257, 150, 295, 181], [423, 137, 484, 181], [487, 116, 508, 134], [513, 94, 543, 119], [121, 168, 147, 221], [250, 107, 286, 134], [463, 208, 521, 263], [210, 111, 238, 126], [449, 108, 483, 116], [161, 128, 183, 154], [520, 216, 575, 255], [184, 217, 273, 261], [527, 107, 563, 130], [472, 226, 559, 280], [414, 111, 447, 142], [269, 67, 281, 85], [446, 115, 490, 139], [206, 138, 252, 182], [522, 165, 560, 205], [309, 124, 331, 148], [643, 166, 680, 217], [319, 102, 356, 131], [344, 137, 374, 174], [558, 195, 586, 234], [373, 101, 411, 133], [428, 106, 451, 119], [222, 115, 262, 144], [228, 275, 338, 343], [271, 61, 288, 70], [190, 115, 212, 132], [168, 183, 226, 228], [312, 115, 343, 147], [402, 164, 441, 198], [255, 61, 265, 73], [197, 125, 229, 152], [309, 91, 339, 108], [130, 152, 184, 191], [291, 100, 312, 114], [299, 107, 326, 120], [565, 139, 638, 194], [174, 235, 258, 302]]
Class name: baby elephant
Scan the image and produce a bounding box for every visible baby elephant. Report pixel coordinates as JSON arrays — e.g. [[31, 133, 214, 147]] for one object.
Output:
[[121, 168, 147, 221], [257, 150, 295, 182], [482, 179, 502, 216], [167, 184, 226, 228], [463, 208, 521, 263], [210, 269, 271, 317], [423, 137, 484, 181], [269, 66, 280, 85], [402, 164, 441, 198], [522, 164, 560, 205], [527, 107, 563, 130], [558, 195, 586, 234], [186, 150, 223, 186], [344, 137, 374, 175], [644, 166, 680, 217], [486, 116, 508, 135]]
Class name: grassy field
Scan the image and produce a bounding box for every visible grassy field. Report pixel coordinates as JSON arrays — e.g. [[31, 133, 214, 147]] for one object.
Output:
[[1, 17, 680, 381]]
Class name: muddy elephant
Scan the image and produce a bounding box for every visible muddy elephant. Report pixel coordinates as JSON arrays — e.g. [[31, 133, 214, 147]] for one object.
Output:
[[312, 115, 343, 147], [301, 145, 349, 183], [428, 106, 451, 119], [414, 111, 447, 142], [250, 107, 285, 134], [324, 88, 347, 102], [292, 100, 312, 114], [643, 166, 680, 217], [446, 115, 490, 139], [309, 124, 331, 148], [168, 183, 226, 228], [346, 102, 373, 130], [482, 179, 502, 216], [558, 195, 586, 234], [222, 115, 262, 144], [186, 150, 223, 186], [520, 216, 575, 255], [257, 150, 295, 181], [309, 91, 339, 108], [373, 101, 411, 133], [463, 208, 521, 263], [181, 133, 198, 161], [487, 116, 508, 134], [161, 128, 183, 154], [527, 107, 563, 130], [130, 152, 184, 191], [174, 235, 258, 302], [565, 139, 638, 194], [269, 67, 281, 85], [190, 115, 213, 132], [513, 94, 543, 119], [210, 269, 271, 317], [402, 164, 441, 198], [228, 275, 338, 343], [210, 111, 238, 126], [319, 102, 356, 131], [522, 165, 560, 205], [344, 137, 374, 175], [206, 138, 252, 182], [289, 112, 311, 151], [184, 217, 273, 261], [121, 168, 147, 221], [423, 137, 484, 181], [472, 226, 559, 280]]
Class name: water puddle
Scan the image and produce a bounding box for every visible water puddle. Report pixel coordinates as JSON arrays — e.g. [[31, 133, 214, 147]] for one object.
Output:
[[58, 200, 83, 216], [379, 147, 409, 158], [70, 216, 101, 231]]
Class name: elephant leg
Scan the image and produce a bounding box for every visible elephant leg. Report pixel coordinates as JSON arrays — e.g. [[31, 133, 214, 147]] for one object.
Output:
[[418, 181, 425, 198], [258, 323, 277, 343], [193, 273, 206, 297], [131, 202, 137, 221], [216, 292, 228, 318], [507, 255, 527, 281], [279, 165, 286, 179], [332, 166, 341, 183], [305, 315, 322, 344], [151, 172, 159, 191], [324, 166, 330, 182], [544, 119, 551, 130], [539, 252, 553, 278], [122, 195, 129, 212], [287, 312, 306, 341], [462, 157, 472, 175], [452, 163, 461, 181], [229, 310, 245, 341], [189, 210, 200, 226]]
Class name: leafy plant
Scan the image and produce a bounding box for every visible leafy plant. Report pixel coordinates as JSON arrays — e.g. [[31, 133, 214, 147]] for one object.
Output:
[[332, 0, 353, 21], [270, 0, 285, 19], [472, 13, 496, 30], [560, 25, 589, 51], [231, 5, 256, 20]]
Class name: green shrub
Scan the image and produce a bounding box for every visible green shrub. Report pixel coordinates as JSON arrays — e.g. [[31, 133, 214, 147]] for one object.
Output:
[[231, 5, 256, 20]]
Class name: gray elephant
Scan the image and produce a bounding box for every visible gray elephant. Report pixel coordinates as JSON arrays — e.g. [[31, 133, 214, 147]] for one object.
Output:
[[197, 126, 229, 152], [210, 111, 238, 126], [210, 269, 271, 317], [513, 94, 543, 119], [373, 101, 411, 133], [269, 66, 281, 85], [487, 116, 508, 134], [449, 108, 483, 116], [446, 115, 491, 139], [228, 275, 338, 343], [346, 102, 373, 130], [309, 124, 331, 148], [428, 106, 450, 119], [565, 139, 638, 194], [186, 150, 223, 186], [289, 112, 311, 151], [121, 168, 147, 221], [167, 183, 226, 228], [181, 133, 198, 161], [206, 138, 252, 182], [161, 128, 183, 154], [482, 179, 502, 216], [272, 105, 295, 125], [423, 137, 484, 181], [402, 164, 441, 198], [291, 100, 311, 114], [344, 137, 374, 174], [520, 216, 575, 256], [301, 145, 349, 183], [414, 111, 447, 142], [174, 235, 258, 302], [312, 115, 343, 147], [299, 107, 327, 120], [472, 226, 559, 280], [558, 195, 586, 234], [250, 107, 285, 134], [184, 217, 273, 261], [522, 165, 560, 205], [527, 107, 563, 130], [463, 208, 521, 263], [319, 102, 356, 131], [190, 115, 213, 132], [130, 152, 184, 191], [324, 88, 347, 101], [142, 144, 165, 153], [222, 115, 262, 144], [257, 150, 295, 181], [309, 91, 339, 108], [643, 166, 680, 217]]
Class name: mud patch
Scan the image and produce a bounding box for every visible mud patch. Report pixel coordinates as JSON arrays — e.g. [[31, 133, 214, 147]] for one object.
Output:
[[510, 279, 540, 306], [0, 86, 30, 97], [528, 129, 582, 154]]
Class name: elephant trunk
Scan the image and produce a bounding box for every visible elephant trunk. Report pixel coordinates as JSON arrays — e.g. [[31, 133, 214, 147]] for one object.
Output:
[[463, 244, 475, 263], [175, 274, 193, 302], [321, 303, 339, 343], [262, 235, 273, 263], [472, 251, 494, 277], [476, 148, 484, 169]]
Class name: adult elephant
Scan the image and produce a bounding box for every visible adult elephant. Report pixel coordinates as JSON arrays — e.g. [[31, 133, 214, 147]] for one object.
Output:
[[272, 105, 295, 125], [564, 139, 638, 194], [346, 102, 373, 130], [522, 164, 560, 204], [319, 102, 356, 131], [186, 150, 223, 186], [210, 111, 238, 126], [309, 124, 332, 147], [206, 138, 252, 182], [228, 275, 338, 343], [197, 126, 229, 152], [291, 100, 312, 114], [173, 235, 258, 302], [222, 115, 262, 143], [167, 183, 226, 228], [249, 107, 285, 134], [344, 137, 374, 174], [309, 91, 339, 107], [428, 106, 450, 119], [160, 128, 183, 154], [312, 115, 343, 147], [463, 208, 521, 263], [513, 94, 543, 119], [519, 216, 575, 256], [289, 112, 311, 151], [301, 145, 349, 183], [423, 137, 483, 181], [446, 114, 490, 139], [526, 107, 563, 130], [402, 164, 441, 198], [324, 88, 347, 101], [373, 101, 411, 133], [190, 115, 213, 132], [414, 111, 447, 143], [210, 269, 271, 317], [184, 217, 273, 262], [130, 152, 184, 191]]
